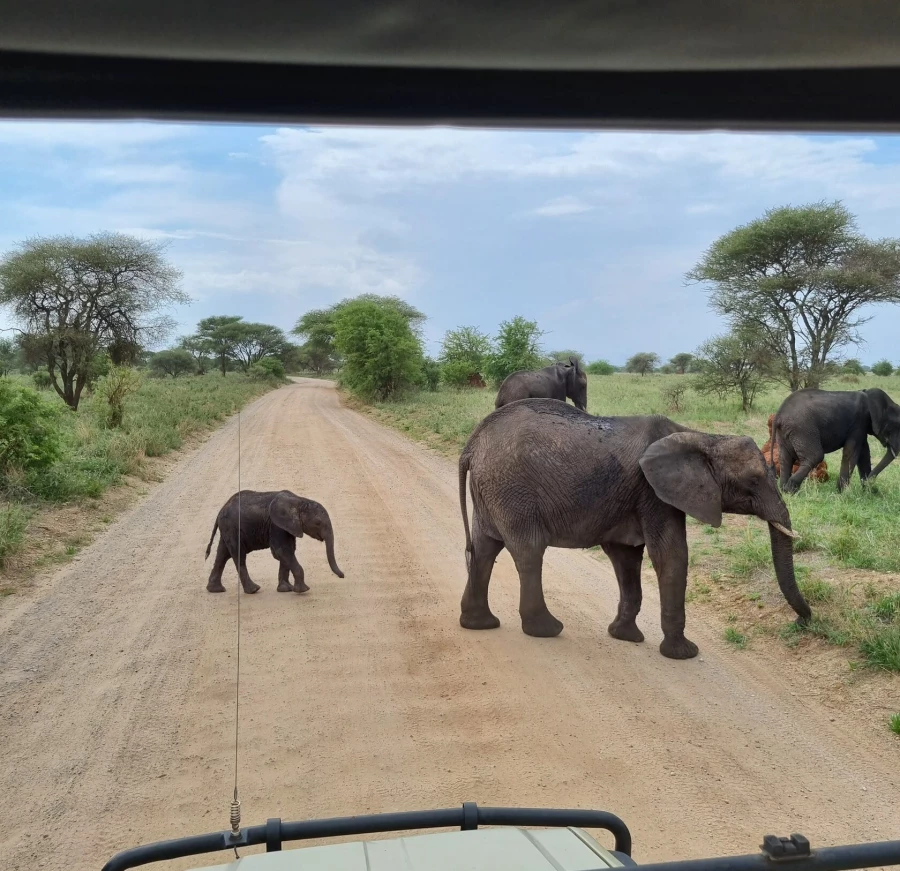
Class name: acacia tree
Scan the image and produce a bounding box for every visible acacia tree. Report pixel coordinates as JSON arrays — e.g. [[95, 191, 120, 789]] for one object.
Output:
[[230, 323, 287, 372], [687, 202, 900, 390], [669, 352, 694, 374], [194, 315, 244, 376], [0, 234, 186, 409], [179, 335, 210, 374], [625, 352, 659, 376]]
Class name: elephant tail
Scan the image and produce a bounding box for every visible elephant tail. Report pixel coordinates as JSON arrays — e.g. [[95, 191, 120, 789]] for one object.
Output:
[[459, 451, 473, 571], [205, 518, 219, 560]]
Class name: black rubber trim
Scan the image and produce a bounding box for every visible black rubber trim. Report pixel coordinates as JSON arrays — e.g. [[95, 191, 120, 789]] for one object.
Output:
[[5, 49, 900, 130], [265, 817, 282, 852], [100, 804, 632, 870]]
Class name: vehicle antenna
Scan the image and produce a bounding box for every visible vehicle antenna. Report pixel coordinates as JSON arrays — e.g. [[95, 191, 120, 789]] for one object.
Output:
[[228, 408, 243, 857]]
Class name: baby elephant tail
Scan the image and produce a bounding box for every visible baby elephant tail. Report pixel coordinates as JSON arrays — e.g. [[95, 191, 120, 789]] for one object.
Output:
[[205, 518, 219, 560]]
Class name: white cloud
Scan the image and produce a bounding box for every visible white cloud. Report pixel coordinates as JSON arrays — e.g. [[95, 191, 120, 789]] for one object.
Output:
[[527, 196, 593, 217]]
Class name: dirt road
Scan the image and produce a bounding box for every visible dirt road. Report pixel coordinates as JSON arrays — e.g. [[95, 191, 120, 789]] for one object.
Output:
[[1, 378, 897, 870]]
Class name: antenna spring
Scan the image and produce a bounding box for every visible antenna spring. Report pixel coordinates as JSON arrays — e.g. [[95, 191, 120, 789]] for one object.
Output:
[[230, 794, 242, 839]]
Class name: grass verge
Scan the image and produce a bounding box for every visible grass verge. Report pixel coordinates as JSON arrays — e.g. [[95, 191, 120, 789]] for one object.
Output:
[[1, 372, 281, 590]]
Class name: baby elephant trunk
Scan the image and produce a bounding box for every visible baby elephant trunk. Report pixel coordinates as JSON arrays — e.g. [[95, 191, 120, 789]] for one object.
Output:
[[324, 527, 344, 578]]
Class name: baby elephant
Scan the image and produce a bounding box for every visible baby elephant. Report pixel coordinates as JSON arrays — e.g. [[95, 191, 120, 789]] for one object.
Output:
[[205, 489, 344, 594]]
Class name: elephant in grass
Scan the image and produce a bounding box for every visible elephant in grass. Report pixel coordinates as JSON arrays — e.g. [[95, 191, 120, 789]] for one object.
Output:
[[772, 387, 900, 493], [458, 399, 810, 659], [495, 357, 588, 411], [205, 490, 344, 594]]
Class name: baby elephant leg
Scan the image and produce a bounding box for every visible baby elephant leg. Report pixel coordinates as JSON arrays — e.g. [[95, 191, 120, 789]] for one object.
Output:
[[206, 539, 229, 592], [276, 562, 294, 592]]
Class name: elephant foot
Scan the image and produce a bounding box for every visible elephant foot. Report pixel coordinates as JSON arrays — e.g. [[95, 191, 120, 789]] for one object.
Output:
[[206, 581, 226, 593], [295, 582, 310, 593], [241, 582, 261, 594], [659, 634, 699, 660], [608, 618, 644, 643], [277, 581, 294, 592], [460, 609, 500, 630], [521, 610, 564, 638]]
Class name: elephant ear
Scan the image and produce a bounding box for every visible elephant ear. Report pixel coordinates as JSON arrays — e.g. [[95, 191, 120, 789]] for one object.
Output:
[[866, 389, 892, 439], [639, 432, 723, 528], [269, 491, 305, 538]]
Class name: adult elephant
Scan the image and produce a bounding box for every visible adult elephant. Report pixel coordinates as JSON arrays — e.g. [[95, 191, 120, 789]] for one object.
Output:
[[771, 387, 900, 493], [458, 399, 810, 659], [494, 357, 587, 411], [205, 489, 344, 593]]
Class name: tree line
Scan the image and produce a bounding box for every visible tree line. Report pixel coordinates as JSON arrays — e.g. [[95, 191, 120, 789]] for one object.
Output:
[[4, 199, 900, 414]]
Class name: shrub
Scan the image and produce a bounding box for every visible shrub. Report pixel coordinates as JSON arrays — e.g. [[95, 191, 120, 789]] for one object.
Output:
[[625, 352, 659, 376], [32, 368, 53, 390], [483, 316, 545, 385], [662, 383, 687, 412], [0, 380, 61, 481], [421, 357, 441, 391], [871, 359, 894, 377], [439, 326, 492, 387], [94, 365, 143, 428], [586, 359, 616, 375], [248, 357, 286, 381]]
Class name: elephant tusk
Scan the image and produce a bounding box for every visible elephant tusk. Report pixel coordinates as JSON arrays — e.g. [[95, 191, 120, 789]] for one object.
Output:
[[771, 521, 799, 539]]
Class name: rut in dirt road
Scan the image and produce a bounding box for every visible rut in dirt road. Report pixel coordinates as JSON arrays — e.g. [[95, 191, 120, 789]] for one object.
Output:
[[1, 378, 897, 871]]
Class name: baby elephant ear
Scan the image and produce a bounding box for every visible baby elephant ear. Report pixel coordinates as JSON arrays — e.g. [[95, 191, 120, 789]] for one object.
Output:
[[639, 432, 723, 528], [269, 491, 304, 538]]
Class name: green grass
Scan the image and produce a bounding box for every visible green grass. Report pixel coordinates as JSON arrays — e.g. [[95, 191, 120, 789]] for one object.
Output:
[[1, 372, 279, 585], [17, 372, 275, 502], [890, 712, 900, 735], [0, 502, 30, 568], [859, 627, 900, 671], [724, 627, 749, 648]]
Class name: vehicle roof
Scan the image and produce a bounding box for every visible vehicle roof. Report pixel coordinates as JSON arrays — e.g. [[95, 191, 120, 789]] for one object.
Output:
[[2, 1, 900, 129], [2, 0, 899, 71]]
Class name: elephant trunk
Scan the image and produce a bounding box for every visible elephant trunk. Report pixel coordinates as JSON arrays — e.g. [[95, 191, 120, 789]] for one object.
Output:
[[324, 527, 344, 578], [764, 511, 811, 624]]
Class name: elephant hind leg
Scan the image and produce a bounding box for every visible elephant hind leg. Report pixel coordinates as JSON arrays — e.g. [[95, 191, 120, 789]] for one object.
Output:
[[509, 543, 563, 638], [236, 553, 261, 594], [459, 522, 503, 630], [601, 542, 645, 643], [206, 539, 230, 592]]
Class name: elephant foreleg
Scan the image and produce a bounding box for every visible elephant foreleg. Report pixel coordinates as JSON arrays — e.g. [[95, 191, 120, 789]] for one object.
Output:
[[837, 439, 861, 491], [288, 555, 309, 593], [277, 563, 294, 592], [509, 544, 563, 638], [645, 526, 697, 659], [206, 539, 229, 592], [459, 524, 503, 630], [601, 542, 645, 643]]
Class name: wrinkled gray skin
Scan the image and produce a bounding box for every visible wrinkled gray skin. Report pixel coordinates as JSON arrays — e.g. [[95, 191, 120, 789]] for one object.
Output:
[[458, 399, 810, 659], [205, 489, 344, 594], [495, 357, 588, 411], [773, 388, 900, 493]]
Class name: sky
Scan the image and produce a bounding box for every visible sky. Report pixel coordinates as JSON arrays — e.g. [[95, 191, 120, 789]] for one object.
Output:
[[2, 121, 900, 366]]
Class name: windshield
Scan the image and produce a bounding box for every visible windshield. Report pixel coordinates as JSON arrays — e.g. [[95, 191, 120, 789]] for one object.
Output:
[[0, 121, 898, 871]]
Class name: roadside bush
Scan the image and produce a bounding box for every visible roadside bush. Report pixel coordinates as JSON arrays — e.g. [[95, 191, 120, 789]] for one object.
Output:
[[872, 359, 894, 377], [94, 365, 143, 428], [334, 299, 424, 400], [0, 380, 61, 482], [248, 357, 286, 381]]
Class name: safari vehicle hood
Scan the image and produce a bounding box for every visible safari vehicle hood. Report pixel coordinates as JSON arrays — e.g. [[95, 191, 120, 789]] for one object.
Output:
[[199, 827, 627, 871]]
